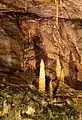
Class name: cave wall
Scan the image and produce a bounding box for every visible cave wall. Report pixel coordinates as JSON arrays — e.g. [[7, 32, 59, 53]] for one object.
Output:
[[0, 0, 82, 88], [20, 17, 82, 77], [0, 15, 24, 71]]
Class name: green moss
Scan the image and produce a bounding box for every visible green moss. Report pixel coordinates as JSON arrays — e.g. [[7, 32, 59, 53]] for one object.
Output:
[[0, 86, 78, 120]]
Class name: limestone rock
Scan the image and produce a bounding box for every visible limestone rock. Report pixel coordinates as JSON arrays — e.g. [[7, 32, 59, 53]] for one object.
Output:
[[0, 1, 82, 89]]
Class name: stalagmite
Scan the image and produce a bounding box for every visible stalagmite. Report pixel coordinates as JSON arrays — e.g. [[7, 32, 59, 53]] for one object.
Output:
[[56, 57, 61, 80], [39, 59, 45, 92], [60, 68, 64, 80], [49, 79, 53, 99]]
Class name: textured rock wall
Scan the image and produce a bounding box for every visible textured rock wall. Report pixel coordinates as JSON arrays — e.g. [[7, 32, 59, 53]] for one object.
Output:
[[0, 14, 24, 71], [0, 0, 82, 88], [0, 0, 82, 19], [21, 17, 82, 73]]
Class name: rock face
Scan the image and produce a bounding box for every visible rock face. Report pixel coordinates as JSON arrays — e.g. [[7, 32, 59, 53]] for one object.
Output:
[[0, 14, 25, 84], [0, 0, 82, 19], [0, 15, 24, 70], [0, 0, 82, 89]]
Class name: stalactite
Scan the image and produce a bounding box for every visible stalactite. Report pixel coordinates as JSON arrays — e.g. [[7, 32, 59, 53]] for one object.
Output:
[[55, 0, 59, 25]]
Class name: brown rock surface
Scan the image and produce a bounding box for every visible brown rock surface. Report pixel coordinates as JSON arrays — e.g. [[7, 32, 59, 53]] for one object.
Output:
[[0, 0, 82, 19], [0, 0, 82, 89]]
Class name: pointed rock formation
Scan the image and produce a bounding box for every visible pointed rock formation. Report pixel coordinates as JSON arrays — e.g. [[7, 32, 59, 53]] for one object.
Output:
[[39, 59, 45, 92]]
